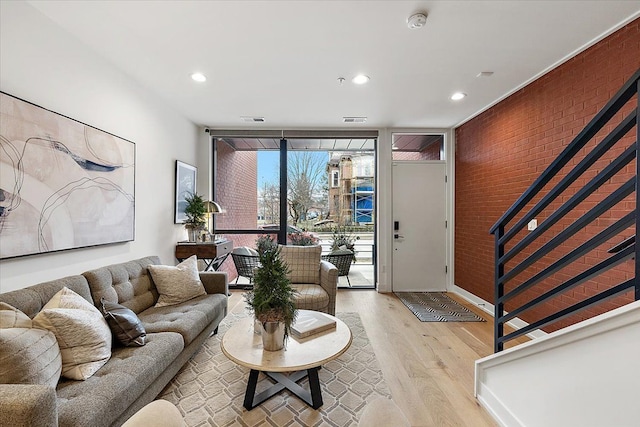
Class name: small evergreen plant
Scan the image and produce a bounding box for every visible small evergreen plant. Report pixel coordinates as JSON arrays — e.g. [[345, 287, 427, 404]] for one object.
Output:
[[183, 193, 206, 228], [245, 235, 298, 336]]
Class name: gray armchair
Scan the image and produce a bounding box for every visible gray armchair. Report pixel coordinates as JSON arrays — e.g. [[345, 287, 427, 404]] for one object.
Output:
[[279, 245, 339, 315]]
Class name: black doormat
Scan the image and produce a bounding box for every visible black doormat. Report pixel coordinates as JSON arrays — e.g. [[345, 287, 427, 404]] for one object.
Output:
[[395, 292, 486, 322]]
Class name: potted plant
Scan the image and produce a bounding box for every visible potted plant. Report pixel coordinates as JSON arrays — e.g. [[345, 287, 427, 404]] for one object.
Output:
[[329, 225, 359, 255], [245, 235, 298, 351], [184, 192, 206, 241], [288, 231, 319, 246]]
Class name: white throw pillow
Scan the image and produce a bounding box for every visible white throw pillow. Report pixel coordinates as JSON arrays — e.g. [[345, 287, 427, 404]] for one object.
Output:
[[148, 255, 206, 307], [33, 287, 112, 380]]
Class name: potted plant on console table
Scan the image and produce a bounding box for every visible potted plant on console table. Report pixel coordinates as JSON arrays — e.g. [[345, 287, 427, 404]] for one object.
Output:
[[183, 193, 206, 242], [245, 235, 298, 351]]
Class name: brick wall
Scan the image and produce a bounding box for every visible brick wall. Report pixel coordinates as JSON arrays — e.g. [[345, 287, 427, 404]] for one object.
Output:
[[214, 140, 258, 280], [455, 19, 640, 332]]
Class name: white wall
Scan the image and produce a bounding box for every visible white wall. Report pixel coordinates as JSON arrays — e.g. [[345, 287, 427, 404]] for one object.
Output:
[[0, 2, 199, 292], [475, 300, 640, 427]]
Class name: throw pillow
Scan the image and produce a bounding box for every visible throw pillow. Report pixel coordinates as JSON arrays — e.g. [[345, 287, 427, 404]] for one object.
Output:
[[101, 298, 147, 347], [33, 287, 112, 381], [0, 327, 62, 388], [232, 246, 259, 256], [0, 302, 32, 328], [148, 255, 206, 307]]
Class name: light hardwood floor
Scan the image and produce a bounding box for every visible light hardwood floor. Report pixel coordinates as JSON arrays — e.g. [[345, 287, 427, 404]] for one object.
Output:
[[226, 289, 525, 427]]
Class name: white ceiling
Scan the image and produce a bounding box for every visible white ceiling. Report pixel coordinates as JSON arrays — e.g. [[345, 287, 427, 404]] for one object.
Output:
[[28, 1, 640, 130]]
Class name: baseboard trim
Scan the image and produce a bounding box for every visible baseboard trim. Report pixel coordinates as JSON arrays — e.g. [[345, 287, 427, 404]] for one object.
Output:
[[451, 285, 547, 340], [476, 382, 525, 427]]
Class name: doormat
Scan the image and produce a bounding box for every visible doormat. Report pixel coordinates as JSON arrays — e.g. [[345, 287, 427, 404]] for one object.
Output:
[[394, 292, 486, 322]]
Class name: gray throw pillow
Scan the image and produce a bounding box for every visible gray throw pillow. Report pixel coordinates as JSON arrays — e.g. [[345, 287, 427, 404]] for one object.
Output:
[[101, 299, 147, 347]]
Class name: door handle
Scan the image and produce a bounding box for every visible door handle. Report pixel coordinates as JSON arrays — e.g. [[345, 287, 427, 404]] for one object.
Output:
[[394, 234, 405, 239]]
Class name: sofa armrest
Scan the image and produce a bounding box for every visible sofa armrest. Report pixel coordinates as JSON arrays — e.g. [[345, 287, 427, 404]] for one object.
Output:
[[319, 260, 339, 315], [0, 384, 57, 427], [199, 271, 228, 296]]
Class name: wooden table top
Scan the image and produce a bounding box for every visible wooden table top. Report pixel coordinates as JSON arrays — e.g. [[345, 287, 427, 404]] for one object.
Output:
[[221, 312, 352, 372]]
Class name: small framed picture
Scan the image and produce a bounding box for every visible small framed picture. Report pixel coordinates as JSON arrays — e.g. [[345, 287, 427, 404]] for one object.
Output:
[[175, 160, 197, 223]]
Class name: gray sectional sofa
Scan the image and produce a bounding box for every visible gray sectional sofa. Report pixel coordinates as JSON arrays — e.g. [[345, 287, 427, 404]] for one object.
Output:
[[0, 256, 228, 427]]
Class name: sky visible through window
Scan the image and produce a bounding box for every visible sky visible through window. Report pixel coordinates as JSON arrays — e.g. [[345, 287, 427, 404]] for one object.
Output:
[[257, 151, 329, 189]]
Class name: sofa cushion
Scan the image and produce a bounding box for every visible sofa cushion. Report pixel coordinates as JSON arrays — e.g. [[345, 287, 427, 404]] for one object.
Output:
[[56, 331, 184, 427], [279, 245, 322, 284], [0, 302, 32, 328], [101, 299, 147, 347], [83, 256, 161, 314], [33, 287, 112, 380], [0, 327, 62, 387], [148, 256, 206, 307], [138, 293, 226, 346], [291, 284, 329, 312]]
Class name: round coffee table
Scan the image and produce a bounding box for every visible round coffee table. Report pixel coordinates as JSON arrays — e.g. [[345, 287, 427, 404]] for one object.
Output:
[[221, 311, 352, 410]]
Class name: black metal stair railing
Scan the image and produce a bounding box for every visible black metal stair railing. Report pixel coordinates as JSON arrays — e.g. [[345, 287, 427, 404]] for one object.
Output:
[[489, 69, 640, 352]]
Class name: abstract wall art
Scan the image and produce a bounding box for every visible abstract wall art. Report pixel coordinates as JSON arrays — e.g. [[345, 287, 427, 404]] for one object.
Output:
[[0, 92, 135, 259]]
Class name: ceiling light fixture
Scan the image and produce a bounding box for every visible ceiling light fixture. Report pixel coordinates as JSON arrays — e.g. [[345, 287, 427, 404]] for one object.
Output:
[[352, 75, 370, 85], [191, 72, 207, 82], [451, 92, 467, 101], [407, 12, 428, 29]]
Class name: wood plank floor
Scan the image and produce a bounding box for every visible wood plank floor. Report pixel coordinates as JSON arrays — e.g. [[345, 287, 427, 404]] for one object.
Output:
[[227, 289, 526, 427]]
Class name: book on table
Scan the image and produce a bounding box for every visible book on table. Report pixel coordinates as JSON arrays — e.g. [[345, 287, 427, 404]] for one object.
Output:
[[291, 310, 336, 338]]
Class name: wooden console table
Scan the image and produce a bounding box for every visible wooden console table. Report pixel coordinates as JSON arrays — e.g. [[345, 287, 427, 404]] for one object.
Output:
[[175, 239, 232, 271]]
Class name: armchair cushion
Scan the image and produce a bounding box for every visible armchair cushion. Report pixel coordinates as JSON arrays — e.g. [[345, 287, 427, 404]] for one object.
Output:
[[279, 245, 322, 284]]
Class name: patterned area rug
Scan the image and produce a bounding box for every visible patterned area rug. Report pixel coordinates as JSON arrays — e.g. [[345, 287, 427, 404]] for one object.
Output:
[[159, 312, 390, 426], [395, 292, 486, 322]]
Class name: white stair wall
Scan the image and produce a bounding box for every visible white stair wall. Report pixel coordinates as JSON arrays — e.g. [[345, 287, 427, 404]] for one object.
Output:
[[475, 300, 640, 427]]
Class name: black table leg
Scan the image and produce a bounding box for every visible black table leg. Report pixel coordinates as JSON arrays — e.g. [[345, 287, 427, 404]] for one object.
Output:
[[307, 367, 323, 409], [243, 368, 324, 410], [243, 369, 260, 410]]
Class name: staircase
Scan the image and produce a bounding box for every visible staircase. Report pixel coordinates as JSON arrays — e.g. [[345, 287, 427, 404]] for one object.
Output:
[[476, 69, 640, 426]]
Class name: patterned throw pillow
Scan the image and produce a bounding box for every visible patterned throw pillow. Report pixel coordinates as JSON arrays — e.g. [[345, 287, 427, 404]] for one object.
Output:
[[148, 255, 206, 307], [33, 287, 112, 380], [101, 298, 147, 347], [279, 245, 322, 284], [0, 303, 62, 387]]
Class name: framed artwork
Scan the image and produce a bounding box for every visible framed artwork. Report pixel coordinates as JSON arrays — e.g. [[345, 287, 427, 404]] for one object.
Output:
[[0, 92, 136, 259], [175, 160, 197, 223]]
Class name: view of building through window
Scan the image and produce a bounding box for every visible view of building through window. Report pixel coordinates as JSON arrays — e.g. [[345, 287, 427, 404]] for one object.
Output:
[[213, 137, 376, 288]]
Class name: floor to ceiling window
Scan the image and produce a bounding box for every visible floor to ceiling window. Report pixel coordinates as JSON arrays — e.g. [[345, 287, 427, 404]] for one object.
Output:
[[209, 133, 376, 289]]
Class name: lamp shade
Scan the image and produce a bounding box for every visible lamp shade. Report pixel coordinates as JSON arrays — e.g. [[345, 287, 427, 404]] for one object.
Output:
[[204, 201, 223, 214]]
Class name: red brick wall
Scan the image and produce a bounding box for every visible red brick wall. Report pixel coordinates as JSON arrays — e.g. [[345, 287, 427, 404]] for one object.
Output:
[[214, 140, 258, 279], [455, 20, 640, 332]]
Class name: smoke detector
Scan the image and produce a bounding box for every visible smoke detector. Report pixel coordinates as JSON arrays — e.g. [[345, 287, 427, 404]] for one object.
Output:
[[407, 12, 428, 29]]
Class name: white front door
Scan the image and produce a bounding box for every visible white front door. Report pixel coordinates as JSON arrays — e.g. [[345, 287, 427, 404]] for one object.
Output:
[[392, 161, 447, 292]]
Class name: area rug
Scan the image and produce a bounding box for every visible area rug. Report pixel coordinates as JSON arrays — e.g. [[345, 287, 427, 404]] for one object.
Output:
[[159, 312, 390, 426], [395, 292, 486, 322]]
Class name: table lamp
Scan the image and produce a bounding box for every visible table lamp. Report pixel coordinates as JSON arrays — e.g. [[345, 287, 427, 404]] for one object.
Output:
[[204, 201, 224, 241]]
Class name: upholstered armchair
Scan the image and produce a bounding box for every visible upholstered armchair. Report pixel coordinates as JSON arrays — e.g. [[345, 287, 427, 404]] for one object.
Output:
[[279, 245, 339, 315]]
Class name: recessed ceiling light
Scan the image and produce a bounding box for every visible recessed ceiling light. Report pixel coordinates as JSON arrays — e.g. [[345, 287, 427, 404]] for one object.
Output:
[[450, 92, 466, 101], [352, 75, 370, 85], [191, 72, 207, 82]]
